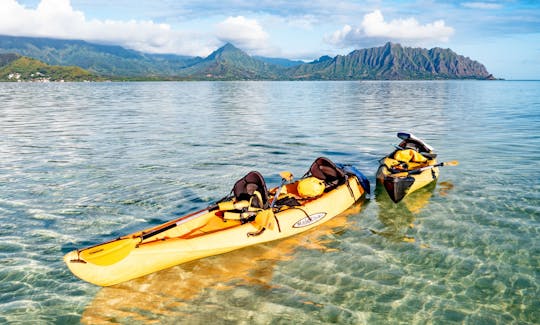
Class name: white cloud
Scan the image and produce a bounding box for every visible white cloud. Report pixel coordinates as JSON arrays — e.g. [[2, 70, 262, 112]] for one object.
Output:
[[325, 10, 454, 48], [461, 2, 503, 10], [0, 0, 216, 56], [263, 14, 318, 30], [215, 16, 275, 55]]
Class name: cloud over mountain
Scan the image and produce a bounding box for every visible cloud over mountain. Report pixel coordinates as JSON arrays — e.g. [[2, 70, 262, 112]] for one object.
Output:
[[0, 0, 216, 56], [215, 16, 272, 56], [326, 10, 454, 48]]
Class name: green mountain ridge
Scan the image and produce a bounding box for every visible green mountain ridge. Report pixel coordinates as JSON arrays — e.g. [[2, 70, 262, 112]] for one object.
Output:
[[288, 42, 492, 80], [177, 43, 285, 80], [0, 35, 494, 80], [0, 53, 101, 81], [0, 35, 201, 77]]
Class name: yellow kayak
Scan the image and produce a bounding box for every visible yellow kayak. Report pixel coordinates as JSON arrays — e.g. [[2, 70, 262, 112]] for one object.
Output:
[[64, 157, 369, 286], [376, 132, 439, 203]]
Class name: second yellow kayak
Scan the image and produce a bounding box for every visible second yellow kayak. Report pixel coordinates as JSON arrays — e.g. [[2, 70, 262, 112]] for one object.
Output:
[[376, 132, 439, 203]]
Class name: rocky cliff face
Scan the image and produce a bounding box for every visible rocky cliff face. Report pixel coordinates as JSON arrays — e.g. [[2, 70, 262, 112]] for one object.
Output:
[[289, 42, 491, 80]]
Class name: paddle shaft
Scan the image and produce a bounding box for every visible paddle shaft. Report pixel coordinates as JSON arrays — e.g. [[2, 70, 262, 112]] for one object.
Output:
[[79, 206, 210, 252], [269, 179, 286, 208], [391, 160, 458, 177], [140, 207, 210, 240], [77, 173, 294, 264]]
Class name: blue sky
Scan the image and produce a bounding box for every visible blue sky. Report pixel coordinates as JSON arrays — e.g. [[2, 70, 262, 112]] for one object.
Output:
[[1, 0, 539, 79]]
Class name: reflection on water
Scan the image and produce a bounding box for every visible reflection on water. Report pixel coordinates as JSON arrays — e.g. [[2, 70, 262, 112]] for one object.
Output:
[[373, 181, 455, 247], [374, 181, 435, 242]]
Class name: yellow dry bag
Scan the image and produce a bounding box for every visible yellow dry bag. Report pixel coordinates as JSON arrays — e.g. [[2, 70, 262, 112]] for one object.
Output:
[[297, 177, 325, 198], [394, 149, 428, 163]]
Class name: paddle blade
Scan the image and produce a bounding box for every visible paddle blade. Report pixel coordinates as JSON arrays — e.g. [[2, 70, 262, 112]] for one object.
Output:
[[279, 171, 293, 182], [79, 238, 138, 266], [443, 160, 459, 166]]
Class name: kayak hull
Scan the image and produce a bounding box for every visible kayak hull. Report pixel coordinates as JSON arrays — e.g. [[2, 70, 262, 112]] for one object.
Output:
[[376, 164, 439, 203], [64, 176, 366, 286]]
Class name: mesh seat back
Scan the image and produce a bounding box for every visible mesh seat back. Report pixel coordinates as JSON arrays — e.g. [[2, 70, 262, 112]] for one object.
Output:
[[232, 171, 269, 208], [308, 157, 346, 185]]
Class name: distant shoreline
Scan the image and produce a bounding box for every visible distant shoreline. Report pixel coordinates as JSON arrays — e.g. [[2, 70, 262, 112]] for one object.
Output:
[[1, 36, 495, 81], [1, 78, 510, 83]]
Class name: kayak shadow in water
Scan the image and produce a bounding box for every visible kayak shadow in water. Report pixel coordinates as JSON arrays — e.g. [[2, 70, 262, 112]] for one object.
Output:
[[372, 181, 453, 244], [80, 202, 366, 324]]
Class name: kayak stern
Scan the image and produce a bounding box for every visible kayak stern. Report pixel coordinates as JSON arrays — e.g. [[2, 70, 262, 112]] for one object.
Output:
[[383, 175, 415, 203]]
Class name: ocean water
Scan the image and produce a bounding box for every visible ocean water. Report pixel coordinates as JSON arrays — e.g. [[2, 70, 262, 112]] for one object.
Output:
[[0, 81, 538, 324]]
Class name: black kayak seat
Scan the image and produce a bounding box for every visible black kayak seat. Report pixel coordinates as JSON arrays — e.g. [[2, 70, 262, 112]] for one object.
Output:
[[307, 157, 347, 187], [396, 132, 436, 156], [232, 171, 269, 209]]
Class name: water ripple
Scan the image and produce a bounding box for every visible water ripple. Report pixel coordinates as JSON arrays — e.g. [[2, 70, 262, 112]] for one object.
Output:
[[0, 81, 539, 323]]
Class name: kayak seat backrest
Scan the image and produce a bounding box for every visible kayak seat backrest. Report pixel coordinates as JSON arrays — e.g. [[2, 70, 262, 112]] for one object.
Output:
[[232, 171, 269, 209], [398, 139, 432, 154], [307, 157, 347, 189]]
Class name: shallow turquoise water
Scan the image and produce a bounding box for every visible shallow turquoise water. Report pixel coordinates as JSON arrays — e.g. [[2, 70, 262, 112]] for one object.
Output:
[[0, 81, 538, 324]]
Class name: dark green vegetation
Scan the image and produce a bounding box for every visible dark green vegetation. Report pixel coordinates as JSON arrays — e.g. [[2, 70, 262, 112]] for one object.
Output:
[[178, 43, 284, 80], [0, 53, 102, 82], [0, 35, 494, 80], [289, 42, 494, 80]]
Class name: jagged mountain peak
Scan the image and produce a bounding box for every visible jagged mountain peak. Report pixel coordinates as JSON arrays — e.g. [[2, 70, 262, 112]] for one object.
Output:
[[220, 42, 240, 51], [289, 42, 491, 80], [180, 42, 282, 80], [206, 43, 248, 61], [311, 55, 333, 64]]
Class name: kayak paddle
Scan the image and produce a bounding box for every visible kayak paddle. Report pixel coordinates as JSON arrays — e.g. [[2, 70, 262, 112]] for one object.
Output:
[[269, 171, 293, 208], [78, 237, 139, 266], [75, 207, 210, 266], [267, 171, 293, 233], [390, 160, 459, 178], [78, 172, 296, 265]]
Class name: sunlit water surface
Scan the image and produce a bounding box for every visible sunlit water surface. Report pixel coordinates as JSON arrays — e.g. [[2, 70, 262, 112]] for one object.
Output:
[[0, 81, 538, 324]]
